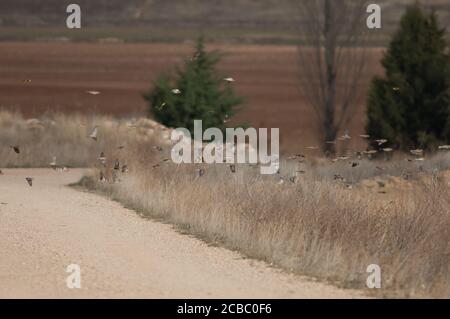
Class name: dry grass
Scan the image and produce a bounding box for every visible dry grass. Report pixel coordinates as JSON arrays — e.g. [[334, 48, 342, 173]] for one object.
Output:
[[1, 110, 449, 298]]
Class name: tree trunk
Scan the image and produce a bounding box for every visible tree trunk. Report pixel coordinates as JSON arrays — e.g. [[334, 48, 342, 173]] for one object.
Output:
[[323, 0, 337, 155]]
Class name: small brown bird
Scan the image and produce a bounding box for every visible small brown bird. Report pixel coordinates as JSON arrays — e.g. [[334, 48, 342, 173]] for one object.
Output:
[[113, 160, 120, 170], [10, 145, 20, 154], [229, 164, 236, 173], [121, 165, 129, 173], [197, 168, 205, 177], [351, 162, 359, 168], [25, 177, 33, 187]]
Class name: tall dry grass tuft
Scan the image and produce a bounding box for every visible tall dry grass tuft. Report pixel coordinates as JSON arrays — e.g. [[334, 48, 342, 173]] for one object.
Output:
[[1, 110, 449, 298]]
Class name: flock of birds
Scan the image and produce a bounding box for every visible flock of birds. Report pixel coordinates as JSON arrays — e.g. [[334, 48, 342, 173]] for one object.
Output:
[[8, 77, 450, 189], [5, 121, 450, 189]]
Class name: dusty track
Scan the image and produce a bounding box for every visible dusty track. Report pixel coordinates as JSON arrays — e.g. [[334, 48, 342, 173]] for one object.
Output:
[[0, 169, 364, 298]]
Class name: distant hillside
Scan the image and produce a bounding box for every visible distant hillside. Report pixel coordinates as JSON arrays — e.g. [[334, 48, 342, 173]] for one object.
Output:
[[1, 0, 449, 44]]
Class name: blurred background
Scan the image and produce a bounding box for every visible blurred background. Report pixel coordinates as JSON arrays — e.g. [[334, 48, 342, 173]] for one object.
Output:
[[0, 0, 449, 153]]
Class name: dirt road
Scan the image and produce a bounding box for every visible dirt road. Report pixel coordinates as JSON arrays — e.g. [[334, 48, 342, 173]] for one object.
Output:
[[0, 169, 363, 298]]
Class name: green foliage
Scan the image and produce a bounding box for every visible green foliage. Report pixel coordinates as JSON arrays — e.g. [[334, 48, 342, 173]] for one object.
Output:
[[367, 4, 450, 149], [144, 37, 243, 134]]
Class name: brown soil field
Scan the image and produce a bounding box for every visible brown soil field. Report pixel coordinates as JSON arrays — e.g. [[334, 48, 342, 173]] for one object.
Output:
[[0, 42, 383, 152]]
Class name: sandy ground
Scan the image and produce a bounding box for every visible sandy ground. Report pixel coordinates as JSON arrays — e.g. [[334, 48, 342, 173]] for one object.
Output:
[[0, 169, 364, 299]]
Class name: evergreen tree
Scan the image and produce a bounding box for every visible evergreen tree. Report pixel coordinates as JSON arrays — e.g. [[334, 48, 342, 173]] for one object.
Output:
[[367, 4, 450, 149], [144, 38, 243, 134]]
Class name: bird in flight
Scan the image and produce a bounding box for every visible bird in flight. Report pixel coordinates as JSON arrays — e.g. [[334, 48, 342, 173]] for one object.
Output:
[[98, 152, 107, 166], [89, 126, 98, 141], [410, 149, 424, 156], [86, 91, 101, 95], [375, 139, 388, 146], [9, 145, 20, 154], [50, 156, 57, 169], [25, 177, 33, 187], [197, 168, 205, 177]]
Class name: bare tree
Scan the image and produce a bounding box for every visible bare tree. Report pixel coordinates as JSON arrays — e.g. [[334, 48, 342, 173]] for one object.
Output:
[[296, 0, 370, 155]]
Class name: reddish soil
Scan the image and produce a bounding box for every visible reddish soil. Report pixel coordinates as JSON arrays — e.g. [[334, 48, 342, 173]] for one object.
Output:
[[0, 42, 384, 152]]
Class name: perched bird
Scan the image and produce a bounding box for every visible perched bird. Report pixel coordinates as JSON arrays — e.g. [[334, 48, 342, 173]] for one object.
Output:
[[50, 156, 57, 169], [10, 145, 20, 154], [351, 162, 359, 168], [113, 160, 120, 170], [89, 126, 98, 141], [229, 164, 236, 173], [121, 165, 129, 173], [25, 177, 33, 187]]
